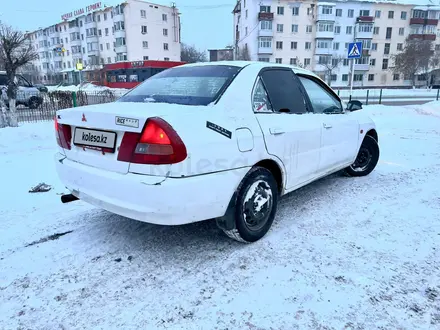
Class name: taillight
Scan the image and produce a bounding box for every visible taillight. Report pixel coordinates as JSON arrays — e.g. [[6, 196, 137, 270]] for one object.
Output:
[[55, 116, 72, 150], [118, 117, 187, 165]]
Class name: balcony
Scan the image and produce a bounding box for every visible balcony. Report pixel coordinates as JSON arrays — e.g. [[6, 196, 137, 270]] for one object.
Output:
[[316, 30, 334, 39], [70, 39, 82, 46], [258, 28, 273, 37], [356, 30, 373, 39], [258, 12, 274, 21], [258, 46, 273, 54], [410, 18, 439, 26], [409, 34, 436, 41], [87, 49, 99, 57], [315, 47, 332, 55], [362, 49, 370, 57], [69, 26, 80, 33], [354, 63, 369, 71], [86, 35, 99, 43], [356, 16, 374, 23], [114, 30, 126, 39], [72, 52, 82, 59], [115, 44, 127, 53]]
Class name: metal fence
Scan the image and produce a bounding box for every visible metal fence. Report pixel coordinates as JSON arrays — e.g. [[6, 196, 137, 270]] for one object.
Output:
[[10, 90, 127, 123]]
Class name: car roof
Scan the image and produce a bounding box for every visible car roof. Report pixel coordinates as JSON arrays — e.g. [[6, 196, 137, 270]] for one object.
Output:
[[179, 61, 319, 78]]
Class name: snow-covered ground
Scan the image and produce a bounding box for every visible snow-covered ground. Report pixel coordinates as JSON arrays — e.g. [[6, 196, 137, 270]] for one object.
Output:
[[1, 103, 440, 329]]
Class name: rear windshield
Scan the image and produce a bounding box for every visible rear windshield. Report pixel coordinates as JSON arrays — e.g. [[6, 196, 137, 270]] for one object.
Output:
[[117, 65, 241, 106]]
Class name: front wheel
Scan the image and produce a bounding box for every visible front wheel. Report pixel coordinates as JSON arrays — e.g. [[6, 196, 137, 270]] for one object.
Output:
[[223, 167, 279, 243], [344, 135, 379, 177], [28, 96, 42, 109]]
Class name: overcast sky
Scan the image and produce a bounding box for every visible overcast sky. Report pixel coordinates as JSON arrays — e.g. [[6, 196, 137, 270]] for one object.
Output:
[[0, 0, 236, 52]]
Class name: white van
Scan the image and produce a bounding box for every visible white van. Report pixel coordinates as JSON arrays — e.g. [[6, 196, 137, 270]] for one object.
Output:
[[0, 72, 43, 109]]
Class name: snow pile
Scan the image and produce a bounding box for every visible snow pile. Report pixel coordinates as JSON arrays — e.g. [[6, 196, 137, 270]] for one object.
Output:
[[1, 103, 440, 329], [47, 83, 128, 93]]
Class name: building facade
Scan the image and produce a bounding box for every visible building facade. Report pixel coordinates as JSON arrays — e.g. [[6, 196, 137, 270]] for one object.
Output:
[[233, 0, 440, 87], [209, 48, 234, 61], [26, 0, 181, 84]]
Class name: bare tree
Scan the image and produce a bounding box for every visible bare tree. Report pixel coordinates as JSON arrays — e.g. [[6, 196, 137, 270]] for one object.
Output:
[[235, 46, 251, 61], [0, 23, 38, 127], [317, 55, 345, 86], [294, 57, 310, 69], [181, 43, 207, 63], [391, 38, 433, 88]]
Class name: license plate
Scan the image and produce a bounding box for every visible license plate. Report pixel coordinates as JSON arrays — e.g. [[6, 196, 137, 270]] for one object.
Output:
[[73, 127, 116, 152]]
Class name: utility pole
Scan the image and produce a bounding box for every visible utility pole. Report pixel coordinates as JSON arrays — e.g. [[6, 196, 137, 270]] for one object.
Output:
[[350, 22, 358, 97]]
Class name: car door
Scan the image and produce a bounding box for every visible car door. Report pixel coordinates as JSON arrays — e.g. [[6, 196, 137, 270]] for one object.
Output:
[[297, 75, 359, 173], [253, 68, 322, 191]]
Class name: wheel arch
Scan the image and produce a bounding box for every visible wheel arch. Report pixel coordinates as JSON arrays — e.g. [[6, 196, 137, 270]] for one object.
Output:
[[365, 129, 378, 143]]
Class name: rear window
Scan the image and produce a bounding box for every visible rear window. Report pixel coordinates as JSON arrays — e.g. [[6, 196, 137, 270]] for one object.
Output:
[[117, 65, 241, 106]]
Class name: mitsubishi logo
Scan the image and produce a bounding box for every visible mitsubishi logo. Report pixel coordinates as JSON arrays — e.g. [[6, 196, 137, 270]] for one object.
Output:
[[82, 113, 87, 122]]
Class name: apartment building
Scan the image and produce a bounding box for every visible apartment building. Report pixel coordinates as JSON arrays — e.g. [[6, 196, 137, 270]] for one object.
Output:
[[233, 0, 440, 87], [26, 0, 181, 84]]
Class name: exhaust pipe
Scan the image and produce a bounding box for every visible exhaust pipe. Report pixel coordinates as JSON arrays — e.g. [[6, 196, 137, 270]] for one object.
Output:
[[61, 194, 79, 204]]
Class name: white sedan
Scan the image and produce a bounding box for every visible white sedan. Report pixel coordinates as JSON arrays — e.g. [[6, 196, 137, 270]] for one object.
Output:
[[54, 61, 379, 243]]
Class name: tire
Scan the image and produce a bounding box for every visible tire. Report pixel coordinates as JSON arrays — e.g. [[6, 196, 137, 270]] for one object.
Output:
[[223, 166, 279, 243], [344, 135, 379, 177], [28, 96, 41, 109]]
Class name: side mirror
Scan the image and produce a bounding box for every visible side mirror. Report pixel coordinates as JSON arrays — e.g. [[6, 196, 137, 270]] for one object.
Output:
[[347, 100, 363, 112]]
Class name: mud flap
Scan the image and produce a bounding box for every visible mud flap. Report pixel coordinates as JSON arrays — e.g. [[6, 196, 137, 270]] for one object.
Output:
[[215, 189, 238, 231]]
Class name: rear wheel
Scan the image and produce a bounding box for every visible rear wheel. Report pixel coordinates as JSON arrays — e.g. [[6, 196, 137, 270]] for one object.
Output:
[[28, 96, 41, 109], [344, 135, 379, 177], [223, 167, 279, 243]]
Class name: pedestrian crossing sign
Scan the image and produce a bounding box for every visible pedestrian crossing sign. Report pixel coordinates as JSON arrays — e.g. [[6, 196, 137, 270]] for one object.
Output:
[[347, 42, 363, 59]]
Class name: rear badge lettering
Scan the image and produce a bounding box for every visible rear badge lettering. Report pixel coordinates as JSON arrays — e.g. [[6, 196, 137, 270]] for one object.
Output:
[[115, 116, 139, 128], [206, 121, 232, 139]]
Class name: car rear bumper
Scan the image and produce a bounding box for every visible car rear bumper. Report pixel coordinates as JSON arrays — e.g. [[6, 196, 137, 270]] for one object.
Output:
[[55, 153, 249, 225]]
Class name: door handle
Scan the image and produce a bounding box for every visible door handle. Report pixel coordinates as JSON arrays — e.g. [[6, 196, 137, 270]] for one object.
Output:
[[269, 127, 285, 135], [323, 123, 332, 129]]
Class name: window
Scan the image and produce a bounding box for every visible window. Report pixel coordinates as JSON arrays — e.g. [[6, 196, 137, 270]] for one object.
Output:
[[104, 13, 107, 20], [276, 41, 283, 49], [245, 27, 248, 35], [386, 27, 392, 39], [97, 15, 101, 22], [98, 29, 102, 36], [292, 24, 298, 33], [258, 57, 270, 62], [143, 41, 148, 48], [277, 24, 284, 32], [291, 41, 297, 49], [353, 74, 363, 82], [276, 58, 282, 63], [393, 74, 400, 81], [115, 37, 126, 47], [373, 27, 379, 35], [106, 43, 110, 50], [305, 42, 311, 50], [343, 59, 349, 66], [345, 43, 349, 49], [164, 43, 169, 50], [318, 55, 330, 64], [105, 28, 109, 36], [372, 43, 377, 51], [397, 43, 403, 51], [382, 59, 388, 70], [163, 29, 168, 36], [304, 58, 311, 66], [375, 10, 381, 18], [321, 6, 333, 15], [143, 56, 149, 60], [361, 39, 372, 49], [259, 37, 272, 48], [342, 74, 348, 81], [436, 44, 440, 51], [100, 44, 103, 51], [141, 10, 146, 18], [307, 8, 313, 15], [388, 11, 394, 19], [368, 74, 374, 81], [119, 65, 241, 106], [162, 14, 167, 21], [277, 6, 284, 15], [370, 58, 376, 66], [359, 10, 370, 16], [346, 26, 353, 34], [290, 58, 297, 65], [141, 26, 147, 34], [333, 42, 340, 50], [317, 40, 331, 49], [331, 74, 337, 82], [306, 25, 313, 33], [260, 5, 271, 12], [401, 11, 407, 19], [336, 9, 342, 17], [318, 22, 334, 32], [298, 76, 342, 114], [252, 79, 273, 113], [164, 57, 170, 61], [261, 20, 272, 30], [384, 43, 390, 55], [335, 26, 341, 34], [292, 7, 299, 16], [358, 24, 372, 33], [399, 28, 405, 36], [348, 9, 354, 18]]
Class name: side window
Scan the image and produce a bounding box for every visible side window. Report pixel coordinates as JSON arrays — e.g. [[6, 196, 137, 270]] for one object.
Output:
[[252, 78, 273, 113], [298, 76, 342, 114], [260, 69, 307, 114]]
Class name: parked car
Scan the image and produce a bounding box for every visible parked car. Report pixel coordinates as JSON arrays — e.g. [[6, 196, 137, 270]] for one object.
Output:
[[34, 84, 49, 93], [0, 71, 44, 109], [54, 61, 379, 243]]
